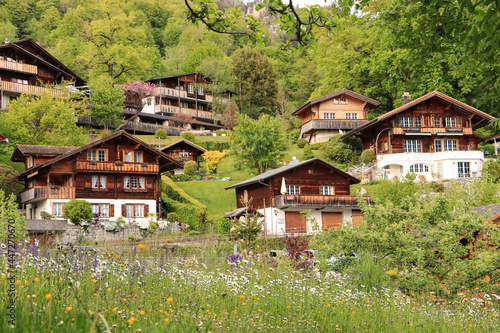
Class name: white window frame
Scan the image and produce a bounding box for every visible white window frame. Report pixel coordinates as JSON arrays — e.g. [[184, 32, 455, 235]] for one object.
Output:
[[124, 151, 133, 162], [320, 186, 334, 195], [53, 203, 63, 217], [125, 204, 145, 218], [179, 152, 189, 157], [410, 164, 429, 173], [134, 151, 143, 163], [400, 117, 414, 127], [415, 117, 422, 127], [323, 113, 335, 119], [458, 162, 470, 178], [188, 84, 194, 94], [434, 117, 441, 127], [92, 175, 106, 189], [198, 87, 204, 95], [435, 140, 442, 152], [404, 140, 422, 152], [445, 117, 456, 127], [88, 150, 97, 161], [124, 176, 145, 189], [286, 185, 300, 195], [333, 98, 339, 104], [443, 140, 457, 151], [341, 98, 347, 105]]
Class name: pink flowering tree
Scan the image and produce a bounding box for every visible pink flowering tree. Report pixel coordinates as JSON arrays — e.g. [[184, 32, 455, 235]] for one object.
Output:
[[0, 164, 21, 197], [123, 81, 157, 110]]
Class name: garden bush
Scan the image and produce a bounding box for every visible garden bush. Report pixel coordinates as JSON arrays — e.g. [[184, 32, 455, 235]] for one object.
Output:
[[180, 131, 196, 142], [361, 149, 375, 164], [155, 129, 167, 139], [183, 160, 198, 175], [297, 138, 308, 148], [167, 212, 179, 222], [303, 144, 314, 160]]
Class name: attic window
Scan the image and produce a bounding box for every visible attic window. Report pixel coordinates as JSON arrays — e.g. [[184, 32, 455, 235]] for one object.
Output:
[[341, 98, 347, 104], [333, 98, 339, 104]]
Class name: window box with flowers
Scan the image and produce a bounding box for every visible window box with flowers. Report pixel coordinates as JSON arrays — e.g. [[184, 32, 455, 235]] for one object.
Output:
[[89, 161, 97, 165], [115, 161, 124, 166], [141, 163, 148, 167]]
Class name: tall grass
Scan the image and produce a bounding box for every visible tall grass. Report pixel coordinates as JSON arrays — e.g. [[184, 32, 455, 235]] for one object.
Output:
[[1, 241, 498, 332]]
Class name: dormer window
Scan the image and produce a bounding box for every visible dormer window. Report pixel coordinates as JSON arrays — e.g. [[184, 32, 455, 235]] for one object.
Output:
[[333, 98, 339, 104], [341, 98, 347, 105]]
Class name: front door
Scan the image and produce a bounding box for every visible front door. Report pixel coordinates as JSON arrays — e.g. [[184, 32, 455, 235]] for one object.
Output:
[[285, 212, 306, 234]]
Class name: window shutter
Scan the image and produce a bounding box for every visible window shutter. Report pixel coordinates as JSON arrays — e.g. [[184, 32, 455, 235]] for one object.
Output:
[[122, 204, 126, 217], [144, 205, 149, 217], [395, 117, 400, 125], [457, 117, 462, 126], [110, 204, 114, 217]]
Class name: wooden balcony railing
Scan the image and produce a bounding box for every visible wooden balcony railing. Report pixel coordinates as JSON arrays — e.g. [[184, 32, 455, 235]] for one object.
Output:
[[76, 161, 159, 173], [300, 119, 369, 137], [0, 81, 69, 98], [0, 59, 38, 74], [157, 87, 187, 98], [153, 105, 214, 120], [20, 186, 75, 204], [392, 127, 471, 135], [273, 195, 372, 209]]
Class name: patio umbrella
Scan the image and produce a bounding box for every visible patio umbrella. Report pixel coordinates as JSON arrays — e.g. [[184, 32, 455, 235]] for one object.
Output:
[[280, 177, 287, 195]]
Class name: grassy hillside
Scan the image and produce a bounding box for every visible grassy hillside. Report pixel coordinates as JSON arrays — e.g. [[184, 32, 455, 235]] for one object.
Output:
[[175, 180, 239, 218]]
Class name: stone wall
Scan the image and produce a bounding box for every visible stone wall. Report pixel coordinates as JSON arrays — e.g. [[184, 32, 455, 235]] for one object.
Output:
[[62, 222, 184, 243]]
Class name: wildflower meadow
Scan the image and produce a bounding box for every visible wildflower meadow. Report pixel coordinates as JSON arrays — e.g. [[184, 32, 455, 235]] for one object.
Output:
[[1, 240, 499, 332]]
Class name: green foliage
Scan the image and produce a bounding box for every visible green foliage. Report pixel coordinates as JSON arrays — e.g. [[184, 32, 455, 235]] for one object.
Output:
[[0, 190, 26, 242], [63, 199, 93, 227], [320, 135, 355, 165], [183, 160, 198, 176], [231, 48, 279, 117], [186, 230, 200, 236], [361, 149, 375, 164], [479, 143, 496, 157], [99, 129, 113, 139], [231, 212, 263, 243], [0, 93, 87, 146], [167, 212, 179, 222], [180, 132, 196, 142], [88, 75, 125, 127], [216, 217, 232, 234], [169, 174, 202, 182], [0, 164, 21, 197], [40, 211, 52, 220], [296, 138, 308, 148], [483, 160, 500, 183], [302, 144, 314, 160], [230, 114, 287, 174], [314, 180, 500, 296], [154, 129, 168, 140]]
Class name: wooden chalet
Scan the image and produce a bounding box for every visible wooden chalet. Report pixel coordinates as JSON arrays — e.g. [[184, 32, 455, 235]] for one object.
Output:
[[342, 91, 496, 180], [161, 138, 207, 174], [0, 38, 85, 110], [12, 131, 181, 226], [292, 89, 379, 143], [225, 158, 371, 235], [138, 73, 232, 130]]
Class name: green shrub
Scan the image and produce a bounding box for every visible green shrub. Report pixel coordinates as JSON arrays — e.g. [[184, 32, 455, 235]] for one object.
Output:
[[216, 217, 232, 234], [63, 199, 93, 227], [186, 230, 200, 236], [310, 142, 325, 150], [183, 160, 198, 175], [288, 128, 301, 144], [170, 174, 201, 182], [198, 141, 231, 152], [214, 129, 229, 136], [303, 144, 314, 160], [297, 138, 308, 148], [100, 129, 112, 139], [40, 211, 52, 220], [155, 129, 167, 139], [167, 212, 179, 222], [180, 132, 196, 141], [361, 149, 375, 164]]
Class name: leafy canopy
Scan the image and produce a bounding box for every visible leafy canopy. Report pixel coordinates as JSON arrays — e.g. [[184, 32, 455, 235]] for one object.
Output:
[[230, 114, 287, 174]]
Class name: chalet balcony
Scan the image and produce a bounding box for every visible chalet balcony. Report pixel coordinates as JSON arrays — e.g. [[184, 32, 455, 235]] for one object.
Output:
[[0, 80, 69, 98], [153, 105, 214, 120], [156, 87, 230, 105], [377, 150, 484, 164], [0, 59, 37, 74], [273, 195, 372, 209], [300, 119, 369, 136], [392, 127, 471, 135], [76, 161, 159, 173], [20, 186, 75, 204]]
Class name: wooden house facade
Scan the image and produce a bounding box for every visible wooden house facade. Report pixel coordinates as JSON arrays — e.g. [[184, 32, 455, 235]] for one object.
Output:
[[342, 91, 496, 180], [161, 139, 207, 174], [292, 89, 379, 143], [225, 158, 370, 235], [136, 73, 231, 131], [0, 38, 85, 110], [12, 131, 180, 226]]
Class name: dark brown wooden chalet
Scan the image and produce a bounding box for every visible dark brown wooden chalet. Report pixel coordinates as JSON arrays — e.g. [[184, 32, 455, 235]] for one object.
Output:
[[342, 91, 496, 180], [225, 158, 370, 235], [292, 89, 379, 144], [0, 38, 85, 109], [13, 131, 181, 222], [161, 138, 207, 167]]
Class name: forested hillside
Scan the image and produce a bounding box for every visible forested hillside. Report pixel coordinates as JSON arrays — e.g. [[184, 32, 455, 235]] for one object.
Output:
[[0, 0, 497, 119]]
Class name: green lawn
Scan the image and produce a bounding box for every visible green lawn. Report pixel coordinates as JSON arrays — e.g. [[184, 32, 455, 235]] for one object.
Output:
[[176, 180, 239, 218], [134, 134, 229, 147]]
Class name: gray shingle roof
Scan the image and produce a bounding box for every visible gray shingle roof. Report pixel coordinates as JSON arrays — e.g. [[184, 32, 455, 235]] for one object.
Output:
[[16, 145, 76, 156], [472, 203, 500, 220]]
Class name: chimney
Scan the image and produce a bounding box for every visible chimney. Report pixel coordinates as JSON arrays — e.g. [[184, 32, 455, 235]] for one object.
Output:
[[402, 92, 411, 105], [89, 130, 96, 143]]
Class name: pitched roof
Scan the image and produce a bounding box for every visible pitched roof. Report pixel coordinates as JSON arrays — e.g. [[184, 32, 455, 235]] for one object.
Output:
[[11, 145, 76, 161], [0, 39, 85, 85], [472, 203, 500, 221], [161, 138, 207, 153], [17, 130, 182, 178], [342, 91, 496, 138], [224, 207, 263, 219], [225, 158, 360, 190], [292, 89, 379, 116]]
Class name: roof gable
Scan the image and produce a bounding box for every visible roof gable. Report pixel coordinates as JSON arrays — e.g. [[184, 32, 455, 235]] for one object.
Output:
[[225, 158, 360, 190], [161, 139, 207, 153], [293, 89, 379, 116], [18, 131, 181, 178], [12, 145, 76, 162]]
